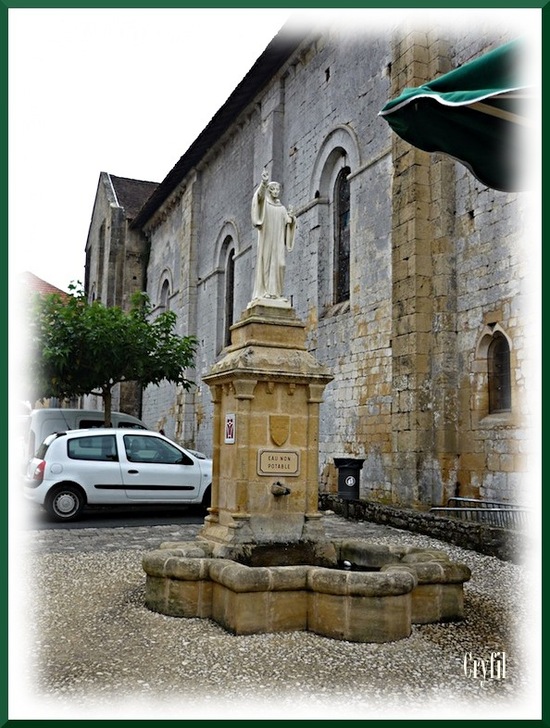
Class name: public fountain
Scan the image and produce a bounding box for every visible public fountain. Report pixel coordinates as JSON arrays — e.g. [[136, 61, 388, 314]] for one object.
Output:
[[142, 171, 471, 642]]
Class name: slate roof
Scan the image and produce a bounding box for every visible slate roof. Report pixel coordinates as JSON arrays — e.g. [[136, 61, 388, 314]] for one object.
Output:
[[131, 20, 304, 229], [109, 174, 159, 219]]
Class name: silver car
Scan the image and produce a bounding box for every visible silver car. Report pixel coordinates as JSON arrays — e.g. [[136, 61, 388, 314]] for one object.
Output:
[[25, 428, 212, 522]]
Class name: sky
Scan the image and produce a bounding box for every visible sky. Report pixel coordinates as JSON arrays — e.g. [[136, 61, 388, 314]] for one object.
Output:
[[9, 7, 541, 295], [9, 7, 294, 292]]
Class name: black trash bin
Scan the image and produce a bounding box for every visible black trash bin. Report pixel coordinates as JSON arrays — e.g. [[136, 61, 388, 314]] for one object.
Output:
[[334, 458, 365, 500]]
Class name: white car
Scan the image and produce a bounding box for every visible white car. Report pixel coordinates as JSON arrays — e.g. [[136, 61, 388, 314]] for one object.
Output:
[[25, 428, 212, 522]]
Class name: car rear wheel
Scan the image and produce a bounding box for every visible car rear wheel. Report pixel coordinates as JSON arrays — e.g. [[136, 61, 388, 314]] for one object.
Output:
[[45, 484, 85, 522], [195, 485, 211, 515]]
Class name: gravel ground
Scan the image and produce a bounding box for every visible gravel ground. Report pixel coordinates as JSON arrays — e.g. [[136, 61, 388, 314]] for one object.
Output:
[[11, 514, 540, 720]]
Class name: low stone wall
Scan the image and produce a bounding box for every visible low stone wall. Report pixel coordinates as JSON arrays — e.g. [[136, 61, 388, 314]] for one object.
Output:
[[319, 495, 529, 564]]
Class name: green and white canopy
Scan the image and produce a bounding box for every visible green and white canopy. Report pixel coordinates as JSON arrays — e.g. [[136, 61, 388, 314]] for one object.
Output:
[[379, 38, 532, 192]]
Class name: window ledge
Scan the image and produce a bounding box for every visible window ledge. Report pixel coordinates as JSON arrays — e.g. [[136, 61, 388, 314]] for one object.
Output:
[[320, 300, 350, 319], [479, 412, 514, 427]]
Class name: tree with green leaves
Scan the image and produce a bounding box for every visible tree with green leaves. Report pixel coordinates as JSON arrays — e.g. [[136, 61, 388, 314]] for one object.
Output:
[[28, 284, 197, 427]]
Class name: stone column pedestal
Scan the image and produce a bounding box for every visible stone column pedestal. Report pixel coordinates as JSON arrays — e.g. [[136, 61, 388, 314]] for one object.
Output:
[[199, 302, 334, 565]]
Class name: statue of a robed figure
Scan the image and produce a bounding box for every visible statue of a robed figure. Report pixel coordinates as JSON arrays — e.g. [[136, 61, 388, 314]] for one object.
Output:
[[250, 169, 297, 305]]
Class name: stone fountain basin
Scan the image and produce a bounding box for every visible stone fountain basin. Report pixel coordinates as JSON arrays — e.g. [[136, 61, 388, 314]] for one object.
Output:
[[142, 539, 471, 643]]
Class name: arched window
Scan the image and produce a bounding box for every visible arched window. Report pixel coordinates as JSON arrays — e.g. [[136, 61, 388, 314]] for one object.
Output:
[[488, 332, 511, 413], [160, 278, 170, 311], [334, 166, 351, 303], [97, 221, 106, 298], [224, 245, 235, 347]]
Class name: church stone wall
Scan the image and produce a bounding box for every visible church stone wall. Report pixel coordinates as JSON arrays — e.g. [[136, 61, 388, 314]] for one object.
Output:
[[84, 171, 153, 419], [141, 184, 194, 439], [454, 184, 532, 505], [140, 24, 534, 507]]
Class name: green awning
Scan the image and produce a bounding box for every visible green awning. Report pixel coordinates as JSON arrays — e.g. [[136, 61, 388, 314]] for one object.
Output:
[[379, 39, 532, 192]]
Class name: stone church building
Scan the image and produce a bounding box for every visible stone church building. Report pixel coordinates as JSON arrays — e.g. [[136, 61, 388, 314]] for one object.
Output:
[[84, 19, 536, 508]]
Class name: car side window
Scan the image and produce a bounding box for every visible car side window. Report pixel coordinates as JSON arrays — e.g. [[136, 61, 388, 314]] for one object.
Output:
[[67, 435, 118, 462], [123, 435, 193, 465], [78, 419, 104, 429]]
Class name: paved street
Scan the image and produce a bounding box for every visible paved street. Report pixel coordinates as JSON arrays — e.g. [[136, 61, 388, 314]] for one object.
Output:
[[25, 503, 206, 532], [23, 508, 401, 554]]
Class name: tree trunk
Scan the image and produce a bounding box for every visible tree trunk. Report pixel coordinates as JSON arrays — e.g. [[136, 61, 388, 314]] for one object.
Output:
[[103, 387, 113, 427]]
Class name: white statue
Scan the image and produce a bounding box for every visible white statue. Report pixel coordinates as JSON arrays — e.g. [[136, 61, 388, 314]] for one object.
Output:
[[250, 169, 296, 304]]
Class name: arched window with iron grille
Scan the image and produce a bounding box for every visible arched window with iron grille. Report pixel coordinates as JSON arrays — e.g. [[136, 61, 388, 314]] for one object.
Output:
[[224, 244, 235, 348], [488, 332, 511, 413], [334, 166, 351, 303]]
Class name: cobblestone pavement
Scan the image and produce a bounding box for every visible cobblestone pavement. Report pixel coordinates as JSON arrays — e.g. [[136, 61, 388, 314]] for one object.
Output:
[[11, 512, 540, 721]]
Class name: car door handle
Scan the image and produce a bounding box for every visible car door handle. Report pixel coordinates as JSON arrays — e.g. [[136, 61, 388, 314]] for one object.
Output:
[[128, 469, 139, 474]]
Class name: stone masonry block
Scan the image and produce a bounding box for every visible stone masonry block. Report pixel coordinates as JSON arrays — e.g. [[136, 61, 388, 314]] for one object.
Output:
[[166, 578, 213, 619]]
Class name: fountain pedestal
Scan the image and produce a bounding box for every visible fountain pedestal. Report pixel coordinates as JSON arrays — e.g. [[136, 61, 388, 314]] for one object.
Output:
[[142, 303, 471, 642], [199, 301, 334, 565]]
